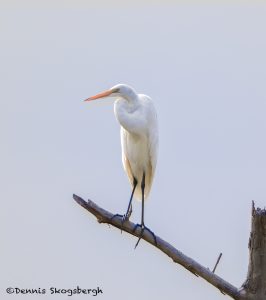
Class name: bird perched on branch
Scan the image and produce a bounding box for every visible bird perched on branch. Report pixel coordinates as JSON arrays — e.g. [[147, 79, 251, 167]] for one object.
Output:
[[84, 84, 158, 247]]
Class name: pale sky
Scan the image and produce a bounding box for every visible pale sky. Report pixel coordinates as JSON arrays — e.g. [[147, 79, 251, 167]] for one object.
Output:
[[1, 1, 266, 300]]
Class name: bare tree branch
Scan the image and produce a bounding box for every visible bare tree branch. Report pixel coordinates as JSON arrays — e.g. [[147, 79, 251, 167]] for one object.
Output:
[[73, 194, 241, 299]]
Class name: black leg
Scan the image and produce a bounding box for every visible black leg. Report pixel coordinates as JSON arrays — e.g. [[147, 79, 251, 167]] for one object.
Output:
[[134, 173, 145, 248], [113, 177, 137, 233], [141, 173, 145, 226], [110, 177, 138, 225], [134, 172, 157, 248], [120, 177, 138, 232], [123, 177, 138, 220]]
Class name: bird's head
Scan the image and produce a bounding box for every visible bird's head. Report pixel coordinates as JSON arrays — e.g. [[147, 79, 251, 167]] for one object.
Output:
[[84, 84, 137, 102]]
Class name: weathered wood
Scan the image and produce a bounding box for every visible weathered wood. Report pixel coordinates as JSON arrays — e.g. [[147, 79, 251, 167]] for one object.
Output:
[[73, 194, 241, 299], [241, 202, 266, 300]]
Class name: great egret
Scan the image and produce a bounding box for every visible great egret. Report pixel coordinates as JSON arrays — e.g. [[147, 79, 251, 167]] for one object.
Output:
[[84, 84, 158, 247]]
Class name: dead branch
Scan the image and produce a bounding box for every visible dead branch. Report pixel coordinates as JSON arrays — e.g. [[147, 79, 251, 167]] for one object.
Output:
[[213, 253, 223, 273], [240, 202, 266, 300], [73, 194, 241, 299]]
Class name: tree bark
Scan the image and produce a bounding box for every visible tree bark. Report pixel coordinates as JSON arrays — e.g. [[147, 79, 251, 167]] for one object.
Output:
[[73, 194, 266, 300], [240, 202, 266, 300]]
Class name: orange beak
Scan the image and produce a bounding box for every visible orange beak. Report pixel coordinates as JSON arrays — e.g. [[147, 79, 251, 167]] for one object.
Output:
[[84, 89, 113, 102]]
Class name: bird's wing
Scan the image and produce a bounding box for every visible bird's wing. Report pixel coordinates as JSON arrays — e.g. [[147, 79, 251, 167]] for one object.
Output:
[[140, 94, 159, 188], [148, 112, 158, 186], [149, 122, 158, 179], [120, 127, 134, 186]]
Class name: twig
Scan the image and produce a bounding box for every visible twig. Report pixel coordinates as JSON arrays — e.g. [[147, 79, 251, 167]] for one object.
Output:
[[213, 253, 223, 273], [73, 194, 242, 300]]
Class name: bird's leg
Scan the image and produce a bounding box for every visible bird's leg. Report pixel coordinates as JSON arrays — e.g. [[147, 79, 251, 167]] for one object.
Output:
[[134, 172, 157, 248], [120, 177, 138, 232], [124, 177, 137, 220], [110, 178, 137, 227], [134, 173, 145, 247], [110, 178, 137, 224]]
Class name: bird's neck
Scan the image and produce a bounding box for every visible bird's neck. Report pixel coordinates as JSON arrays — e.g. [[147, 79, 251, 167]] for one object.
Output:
[[118, 93, 139, 111], [123, 90, 138, 105], [114, 94, 142, 134]]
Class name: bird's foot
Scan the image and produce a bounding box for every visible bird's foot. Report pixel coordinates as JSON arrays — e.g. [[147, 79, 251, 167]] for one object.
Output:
[[110, 213, 123, 223], [133, 223, 157, 248], [120, 211, 134, 232], [109, 213, 130, 233]]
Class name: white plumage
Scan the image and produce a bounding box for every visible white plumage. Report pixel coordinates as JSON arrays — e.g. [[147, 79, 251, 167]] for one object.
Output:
[[84, 84, 158, 246], [115, 93, 158, 200]]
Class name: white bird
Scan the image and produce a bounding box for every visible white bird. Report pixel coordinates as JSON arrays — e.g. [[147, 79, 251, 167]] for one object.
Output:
[[84, 84, 158, 246]]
